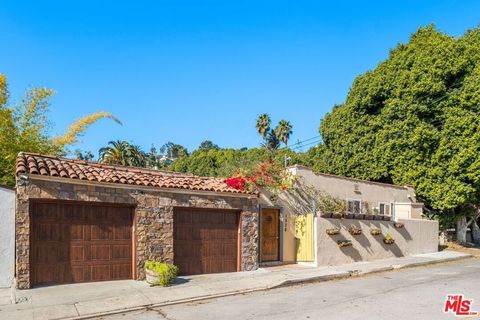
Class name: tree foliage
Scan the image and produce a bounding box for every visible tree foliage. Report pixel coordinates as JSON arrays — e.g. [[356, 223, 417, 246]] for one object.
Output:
[[99, 140, 147, 167], [0, 74, 120, 186], [255, 113, 293, 150], [312, 26, 480, 219], [168, 147, 306, 177]]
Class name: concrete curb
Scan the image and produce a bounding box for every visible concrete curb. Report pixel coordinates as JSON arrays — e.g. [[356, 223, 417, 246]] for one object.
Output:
[[66, 254, 474, 320], [268, 271, 352, 290], [391, 254, 474, 270]]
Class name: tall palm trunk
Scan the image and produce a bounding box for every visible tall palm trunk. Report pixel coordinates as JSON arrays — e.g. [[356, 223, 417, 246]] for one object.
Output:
[[456, 216, 468, 243], [472, 220, 480, 244]]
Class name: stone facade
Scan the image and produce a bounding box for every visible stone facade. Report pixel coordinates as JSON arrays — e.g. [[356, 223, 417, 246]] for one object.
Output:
[[16, 176, 259, 289]]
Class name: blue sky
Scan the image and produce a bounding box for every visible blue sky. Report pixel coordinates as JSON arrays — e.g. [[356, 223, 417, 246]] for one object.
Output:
[[0, 1, 479, 156]]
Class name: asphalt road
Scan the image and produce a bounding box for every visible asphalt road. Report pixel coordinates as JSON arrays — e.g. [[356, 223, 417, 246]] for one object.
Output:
[[97, 259, 480, 320]]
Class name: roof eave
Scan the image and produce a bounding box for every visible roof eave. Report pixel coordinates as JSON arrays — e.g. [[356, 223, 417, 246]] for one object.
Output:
[[22, 174, 258, 199]]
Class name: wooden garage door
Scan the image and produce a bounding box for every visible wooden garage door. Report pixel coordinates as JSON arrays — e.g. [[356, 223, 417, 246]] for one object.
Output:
[[174, 208, 239, 275], [31, 202, 133, 286]]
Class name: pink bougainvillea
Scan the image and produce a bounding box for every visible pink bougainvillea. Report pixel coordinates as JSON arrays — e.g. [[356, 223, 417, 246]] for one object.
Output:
[[225, 160, 294, 193], [225, 176, 247, 191]]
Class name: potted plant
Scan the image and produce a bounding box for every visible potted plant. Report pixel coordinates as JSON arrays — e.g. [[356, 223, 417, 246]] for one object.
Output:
[[337, 240, 352, 247], [145, 260, 179, 287], [326, 227, 340, 235], [370, 228, 381, 236], [349, 226, 362, 236], [383, 233, 395, 245], [331, 212, 344, 219], [394, 222, 404, 228]]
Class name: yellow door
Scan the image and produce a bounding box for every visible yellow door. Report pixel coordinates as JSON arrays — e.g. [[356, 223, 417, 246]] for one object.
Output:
[[295, 214, 315, 262]]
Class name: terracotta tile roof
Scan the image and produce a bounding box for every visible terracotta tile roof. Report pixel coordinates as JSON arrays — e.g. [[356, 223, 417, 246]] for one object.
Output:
[[16, 152, 253, 195]]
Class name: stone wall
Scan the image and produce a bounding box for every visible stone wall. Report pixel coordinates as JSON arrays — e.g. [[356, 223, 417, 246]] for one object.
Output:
[[16, 177, 259, 289], [316, 217, 439, 266]]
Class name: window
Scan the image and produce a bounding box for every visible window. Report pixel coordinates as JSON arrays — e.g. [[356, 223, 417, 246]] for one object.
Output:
[[379, 203, 391, 216], [347, 199, 361, 214]]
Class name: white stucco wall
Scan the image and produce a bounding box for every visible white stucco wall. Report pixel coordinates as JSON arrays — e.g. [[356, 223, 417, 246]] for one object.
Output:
[[316, 217, 439, 266], [259, 166, 427, 264], [0, 186, 15, 288]]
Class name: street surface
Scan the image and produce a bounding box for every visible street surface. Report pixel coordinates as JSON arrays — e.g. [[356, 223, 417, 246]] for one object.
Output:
[[97, 259, 480, 320]]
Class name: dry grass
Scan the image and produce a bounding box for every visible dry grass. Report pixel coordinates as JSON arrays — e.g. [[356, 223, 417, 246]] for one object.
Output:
[[442, 241, 480, 256]]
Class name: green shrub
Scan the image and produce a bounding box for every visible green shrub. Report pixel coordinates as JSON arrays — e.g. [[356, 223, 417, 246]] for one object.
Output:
[[145, 260, 179, 286], [384, 233, 394, 241]]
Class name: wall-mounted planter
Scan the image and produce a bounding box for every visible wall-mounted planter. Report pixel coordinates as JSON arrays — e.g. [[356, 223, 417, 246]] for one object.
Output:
[[332, 213, 344, 219], [394, 222, 404, 228], [349, 227, 362, 236], [345, 213, 355, 219], [370, 228, 381, 236], [326, 228, 340, 235], [354, 214, 365, 220], [383, 238, 395, 245], [383, 216, 392, 221], [337, 240, 352, 247], [320, 212, 333, 218], [364, 215, 375, 220], [374, 215, 384, 221]]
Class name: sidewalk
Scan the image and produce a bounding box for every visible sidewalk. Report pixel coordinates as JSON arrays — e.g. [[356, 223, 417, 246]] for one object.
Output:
[[0, 250, 472, 320]]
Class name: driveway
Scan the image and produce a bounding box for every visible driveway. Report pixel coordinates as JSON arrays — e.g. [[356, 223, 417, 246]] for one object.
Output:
[[97, 258, 480, 320]]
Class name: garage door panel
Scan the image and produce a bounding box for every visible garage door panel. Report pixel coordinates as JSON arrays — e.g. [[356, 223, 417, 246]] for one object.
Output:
[[31, 202, 133, 286], [91, 245, 111, 260], [91, 225, 112, 240], [70, 246, 85, 262], [35, 223, 62, 241], [112, 264, 131, 280], [112, 245, 131, 259], [174, 208, 239, 275], [91, 265, 110, 281], [113, 225, 131, 240], [69, 225, 85, 240]]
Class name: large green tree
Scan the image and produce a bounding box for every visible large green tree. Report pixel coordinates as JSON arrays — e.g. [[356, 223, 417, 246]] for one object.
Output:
[[0, 74, 120, 186], [168, 147, 304, 177], [313, 26, 480, 242]]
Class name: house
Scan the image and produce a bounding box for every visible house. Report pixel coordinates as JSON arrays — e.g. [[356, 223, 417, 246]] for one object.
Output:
[[15, 153, 259, 289], [0, 185, 15, 288], [13, 153, 439, 289], [259, 165, 438, 266]]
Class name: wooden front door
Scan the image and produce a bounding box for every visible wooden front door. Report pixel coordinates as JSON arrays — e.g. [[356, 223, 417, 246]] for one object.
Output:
[[31, 202, 134, 286], [174, 208, 240, 275], [261, 208, 280, 262]]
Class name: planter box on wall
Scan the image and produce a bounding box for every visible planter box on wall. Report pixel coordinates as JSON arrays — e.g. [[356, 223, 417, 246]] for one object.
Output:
[[337, 240, 352, 247], [349, 227, 362, 236], [326, 228, 340, 235]]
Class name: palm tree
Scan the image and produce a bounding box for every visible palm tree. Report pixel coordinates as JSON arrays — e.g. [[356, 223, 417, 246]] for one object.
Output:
[[99, 141, 146, 167], [265, 130, 280, 151], [127, 144, 147, 167], [274, 120, 293, 146], [256, 114, 271, 140]]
